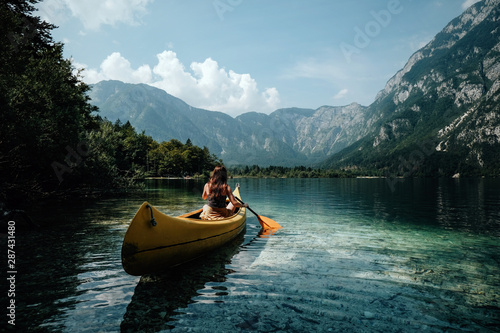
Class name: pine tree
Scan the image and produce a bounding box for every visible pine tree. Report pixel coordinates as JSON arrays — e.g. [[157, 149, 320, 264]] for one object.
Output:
[[0, 0, 97, 204]]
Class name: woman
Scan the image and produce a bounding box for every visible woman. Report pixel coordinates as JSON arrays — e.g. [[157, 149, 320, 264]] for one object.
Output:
[[200, 165, 248, 220]]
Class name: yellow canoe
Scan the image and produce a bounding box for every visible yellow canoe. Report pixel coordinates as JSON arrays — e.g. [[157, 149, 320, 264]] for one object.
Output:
[[121, 186, 246, 276]]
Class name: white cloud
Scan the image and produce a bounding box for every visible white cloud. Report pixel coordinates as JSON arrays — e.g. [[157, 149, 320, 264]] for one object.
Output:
[[37, 0, 152, 31], [78, 52, 152, 83], [334, 89, 349, 100], [78, 51, 280, 117], [461, 0, 480, 10]]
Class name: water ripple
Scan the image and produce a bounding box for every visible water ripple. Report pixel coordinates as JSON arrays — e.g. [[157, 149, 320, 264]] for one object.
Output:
[[168, 210, 500, 332], [12, 178, 500, 332]]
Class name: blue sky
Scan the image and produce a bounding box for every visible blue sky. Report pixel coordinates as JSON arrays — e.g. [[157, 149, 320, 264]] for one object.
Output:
[[37, 0, 479, 117]]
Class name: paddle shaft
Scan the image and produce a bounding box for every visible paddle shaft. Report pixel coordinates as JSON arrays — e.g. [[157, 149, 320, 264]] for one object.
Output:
[[235, 197, 259, 216], [235, 196, 282, 230]]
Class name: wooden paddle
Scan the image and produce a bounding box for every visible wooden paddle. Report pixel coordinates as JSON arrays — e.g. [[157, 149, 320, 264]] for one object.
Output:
[[235, 197, 282, 230]]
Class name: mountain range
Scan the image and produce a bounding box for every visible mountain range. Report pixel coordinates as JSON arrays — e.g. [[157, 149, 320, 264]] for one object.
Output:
[[89, 0, 500, 176]]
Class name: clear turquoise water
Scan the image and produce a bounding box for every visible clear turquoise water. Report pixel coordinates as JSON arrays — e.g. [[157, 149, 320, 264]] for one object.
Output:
[[7, 178, 500, 332]]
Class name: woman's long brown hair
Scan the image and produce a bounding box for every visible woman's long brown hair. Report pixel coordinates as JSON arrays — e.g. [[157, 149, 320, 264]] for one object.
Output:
[[208, 165, 228, 198]]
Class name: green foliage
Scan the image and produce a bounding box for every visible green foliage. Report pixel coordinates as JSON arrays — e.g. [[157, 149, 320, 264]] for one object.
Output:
[[0, 1, 221, 206], [1, 0, 98, 203], [228, 165, 373, 179], [147, 138, 220, 177], [73, 120, 219, 186]]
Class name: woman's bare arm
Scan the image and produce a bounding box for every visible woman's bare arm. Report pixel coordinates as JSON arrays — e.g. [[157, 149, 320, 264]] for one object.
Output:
[[202, 183, 209, 200], [226, 185, 247, 208]]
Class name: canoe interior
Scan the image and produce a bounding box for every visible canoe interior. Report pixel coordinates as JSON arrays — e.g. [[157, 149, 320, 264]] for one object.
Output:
[[178, 206, 241, 219]]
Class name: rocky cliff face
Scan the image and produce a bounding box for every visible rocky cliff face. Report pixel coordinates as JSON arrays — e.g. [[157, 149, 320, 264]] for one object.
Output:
[[323, 0, 500, 176], [292, 103, 369, 157], [90, 82, 372, 166], [377, 0, 499, 102]]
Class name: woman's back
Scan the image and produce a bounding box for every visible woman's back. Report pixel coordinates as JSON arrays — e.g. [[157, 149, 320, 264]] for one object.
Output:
[[207, 185, 227, 208]]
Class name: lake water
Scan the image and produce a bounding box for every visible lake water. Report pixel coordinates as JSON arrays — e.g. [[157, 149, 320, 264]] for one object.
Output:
[[5, 178, 500, 332]]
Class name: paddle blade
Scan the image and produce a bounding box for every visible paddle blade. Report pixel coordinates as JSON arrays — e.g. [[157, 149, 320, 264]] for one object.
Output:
[[257, 215, 282, 231], [258, 227, 278, 238]]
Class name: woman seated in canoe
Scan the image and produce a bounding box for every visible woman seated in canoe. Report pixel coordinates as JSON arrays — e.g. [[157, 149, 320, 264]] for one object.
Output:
[[200, 165, 248, 220]]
